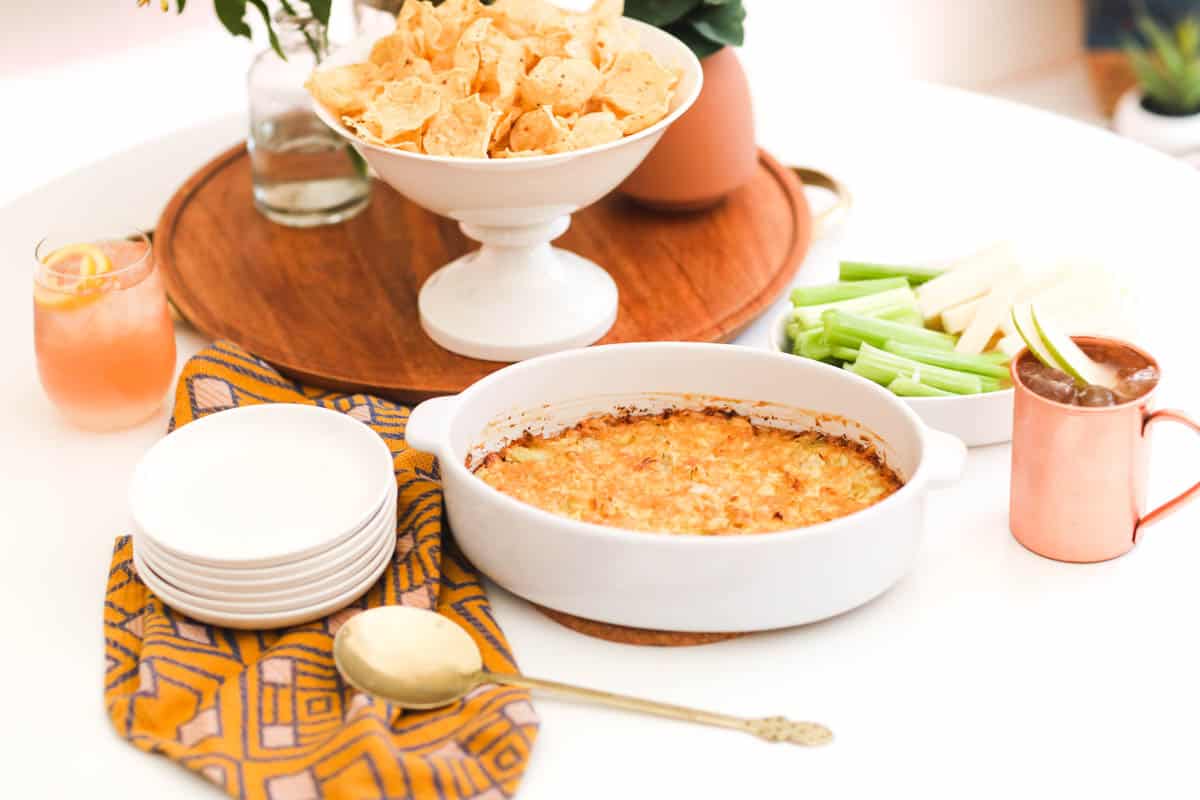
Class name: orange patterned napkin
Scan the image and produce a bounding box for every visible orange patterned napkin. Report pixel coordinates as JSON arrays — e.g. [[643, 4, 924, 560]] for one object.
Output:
[[104, 341, 539, 799]]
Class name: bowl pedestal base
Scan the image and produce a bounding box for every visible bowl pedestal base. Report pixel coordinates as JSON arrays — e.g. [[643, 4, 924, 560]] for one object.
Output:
[[418, 215, 618, 362]]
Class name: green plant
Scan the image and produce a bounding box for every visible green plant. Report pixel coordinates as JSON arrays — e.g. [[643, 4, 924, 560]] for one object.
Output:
[[137, 0, 332, 60], [623, 0, 745, 59], [1123, 15, 1200, 116]]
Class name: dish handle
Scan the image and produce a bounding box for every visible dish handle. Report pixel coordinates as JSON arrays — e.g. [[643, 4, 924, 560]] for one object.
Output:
[[405, 395, 460, 456], [922, 428, 967, 489]]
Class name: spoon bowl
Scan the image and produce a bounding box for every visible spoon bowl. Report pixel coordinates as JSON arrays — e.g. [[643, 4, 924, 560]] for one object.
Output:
[[335, 606, 481, 709]]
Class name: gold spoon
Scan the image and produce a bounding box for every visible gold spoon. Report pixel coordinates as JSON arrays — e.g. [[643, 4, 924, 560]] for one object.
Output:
[[333, 606, 832, 747]]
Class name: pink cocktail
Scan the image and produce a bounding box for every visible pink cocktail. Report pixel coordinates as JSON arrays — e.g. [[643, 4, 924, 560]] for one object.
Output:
[[33, 232, 176, 431]]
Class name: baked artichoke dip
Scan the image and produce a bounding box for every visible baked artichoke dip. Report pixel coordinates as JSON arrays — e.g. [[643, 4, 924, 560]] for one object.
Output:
[[472, 408, 903, 535]]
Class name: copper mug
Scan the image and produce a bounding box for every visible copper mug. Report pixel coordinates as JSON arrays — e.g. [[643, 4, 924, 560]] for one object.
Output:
[[1010, 337, 1200, 563]]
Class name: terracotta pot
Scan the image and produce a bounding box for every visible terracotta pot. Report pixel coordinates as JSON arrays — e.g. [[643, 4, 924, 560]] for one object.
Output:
[[618, 47, 756, 211]]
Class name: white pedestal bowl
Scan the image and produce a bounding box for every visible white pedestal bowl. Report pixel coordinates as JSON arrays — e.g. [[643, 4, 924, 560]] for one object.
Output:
[[313, 21, 703, 362]]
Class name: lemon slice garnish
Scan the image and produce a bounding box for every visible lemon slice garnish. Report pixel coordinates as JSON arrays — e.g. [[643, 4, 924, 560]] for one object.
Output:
[[32, 281, 103, 311], [34, 243, 114, 311], [44, 244, 112, 278]]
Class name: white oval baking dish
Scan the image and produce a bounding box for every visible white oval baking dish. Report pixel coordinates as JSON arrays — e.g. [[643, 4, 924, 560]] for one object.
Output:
[[406, 343, 965, 633]]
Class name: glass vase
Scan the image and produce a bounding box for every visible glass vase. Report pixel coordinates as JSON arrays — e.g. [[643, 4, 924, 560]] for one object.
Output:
[[247, 11, 371, 228]]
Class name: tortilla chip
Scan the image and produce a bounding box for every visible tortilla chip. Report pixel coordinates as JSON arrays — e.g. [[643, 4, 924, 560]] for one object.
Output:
[[306, 63, 380, 117], [363, 78, 442, 141], [376, 54, 433, 83], [598, 51, 677, 115], [521, 56, 602, 115], [566, 110, 623, 149], [490, 106, 523, 153], [509, 106, 569, 153], [423, 94, 499, 158]]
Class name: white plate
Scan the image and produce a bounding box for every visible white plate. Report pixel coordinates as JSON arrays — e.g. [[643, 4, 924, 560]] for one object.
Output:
[[130, 404, 395, 566], [132, 484, 396, 588], [134, 525, 393, 613], [769, 309, 1014, 447], [134, 535, 393, 629], [136, 502, 395, 599]]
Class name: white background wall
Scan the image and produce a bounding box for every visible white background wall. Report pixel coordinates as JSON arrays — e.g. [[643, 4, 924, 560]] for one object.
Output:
[[2, 0, 1086, 206], [4, 0, 1082, 83]]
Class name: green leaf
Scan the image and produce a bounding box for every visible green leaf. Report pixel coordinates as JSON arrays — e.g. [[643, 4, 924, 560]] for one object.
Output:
[[306, 0, 332, 26], [1128, 52, 1165, 93], [690, 1, 745, 47], [213, 0, 250, 38], [664, 19, 723, 58], [623, 0, 703, 28], [1177, 17, 1199, 61], [1137, 16, 1184, 76], [247, 0, 283, 58]]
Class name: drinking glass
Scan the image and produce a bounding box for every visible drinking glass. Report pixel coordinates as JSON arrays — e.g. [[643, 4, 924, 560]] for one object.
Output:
[[33, 229, 177, 431], [1009, 336, 1200, 562]]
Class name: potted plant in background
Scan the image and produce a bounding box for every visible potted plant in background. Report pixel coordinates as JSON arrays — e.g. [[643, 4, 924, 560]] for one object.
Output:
[[1113, 14, 1200, 156], [618, 0, 755, 210]]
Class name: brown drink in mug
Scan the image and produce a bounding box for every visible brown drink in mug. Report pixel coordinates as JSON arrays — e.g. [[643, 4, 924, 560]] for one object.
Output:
[[1010, 336, 1200, 562]]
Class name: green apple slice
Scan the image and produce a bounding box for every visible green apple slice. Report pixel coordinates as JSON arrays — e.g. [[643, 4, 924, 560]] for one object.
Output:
[[1030, 304, 1118, 388], [1010, 303, 1060, 370]]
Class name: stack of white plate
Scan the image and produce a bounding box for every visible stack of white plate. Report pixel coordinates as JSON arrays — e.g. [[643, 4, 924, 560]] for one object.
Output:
[[129, 404, 396, 629]]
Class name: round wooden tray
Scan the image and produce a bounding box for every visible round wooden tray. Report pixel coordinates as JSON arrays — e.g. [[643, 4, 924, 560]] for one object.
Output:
[[158, 143, 812, 402]]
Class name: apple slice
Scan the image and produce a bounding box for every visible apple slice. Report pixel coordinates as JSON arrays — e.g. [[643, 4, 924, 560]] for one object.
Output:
[[916, 243, 1017, 321], [1010, 303, 1059, 370], [1030, 304, 1118, 389], [940, 297, 981, 334]]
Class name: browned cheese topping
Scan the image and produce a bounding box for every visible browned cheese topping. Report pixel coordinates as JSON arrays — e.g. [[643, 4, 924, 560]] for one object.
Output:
[[473, 409, 903, 535]]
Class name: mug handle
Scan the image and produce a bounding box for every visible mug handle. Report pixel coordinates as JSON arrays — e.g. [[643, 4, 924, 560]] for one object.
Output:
[[1136, 409, 1200, 535], [789, 167, 852, 240]]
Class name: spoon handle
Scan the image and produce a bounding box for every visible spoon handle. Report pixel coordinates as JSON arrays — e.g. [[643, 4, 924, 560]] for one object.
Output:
[[479, 671, 831, 746]]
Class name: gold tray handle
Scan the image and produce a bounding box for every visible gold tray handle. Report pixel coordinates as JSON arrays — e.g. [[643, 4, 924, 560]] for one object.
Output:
[[790, 167, 852, 240]]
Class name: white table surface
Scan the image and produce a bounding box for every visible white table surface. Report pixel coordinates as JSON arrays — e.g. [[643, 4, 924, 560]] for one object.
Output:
[[4, 69, 1200, 799]]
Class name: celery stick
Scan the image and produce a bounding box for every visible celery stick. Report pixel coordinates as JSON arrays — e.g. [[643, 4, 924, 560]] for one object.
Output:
[[790, 278, 908, 307], [794, 327, 832, 360], [791, 287, 918, 328], [823, 309, 957, 351], [882, 341, 1011, 379], [839, 261, 946, 285], [979, 375, 1010, 392], [829, 345, 860, 362], [877, 307, 925, 327], [980, 351, 1012, 364], [785, 320, 805, 343], [801, 300, 923, 330], [846, 361, 895, 386], [888, 377, 956, 397], [856, 344, 983, 394]]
